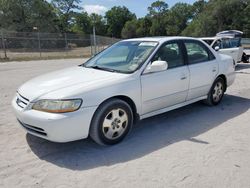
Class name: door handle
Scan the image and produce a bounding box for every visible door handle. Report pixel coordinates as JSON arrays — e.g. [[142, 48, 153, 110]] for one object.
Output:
[[181, 76, 187, 80], [212, 67, 217, 72]]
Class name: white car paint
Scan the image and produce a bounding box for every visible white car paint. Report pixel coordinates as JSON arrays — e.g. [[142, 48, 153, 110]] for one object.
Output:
[[200, 37, 243, 63], [12, 37, 236, 143]]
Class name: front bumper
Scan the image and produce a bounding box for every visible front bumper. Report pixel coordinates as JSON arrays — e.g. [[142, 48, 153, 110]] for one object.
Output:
[[12, 98, 97, 143]]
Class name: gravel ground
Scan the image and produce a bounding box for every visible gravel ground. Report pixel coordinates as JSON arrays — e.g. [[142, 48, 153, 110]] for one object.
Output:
[[0, 59, 250, 188]]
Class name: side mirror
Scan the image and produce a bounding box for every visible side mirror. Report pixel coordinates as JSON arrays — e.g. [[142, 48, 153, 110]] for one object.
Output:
[[214, 46, 220, 51], [144, 60, 168, 74]]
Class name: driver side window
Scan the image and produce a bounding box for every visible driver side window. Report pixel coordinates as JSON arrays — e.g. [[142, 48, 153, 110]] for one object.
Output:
[[152, 42, 184, 69]]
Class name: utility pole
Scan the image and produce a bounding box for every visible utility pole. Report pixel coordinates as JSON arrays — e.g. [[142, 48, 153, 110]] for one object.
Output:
[[1, 31, 7, 59], [38, 31, 41, 58], [64, 33, 68, 56], [33, 27, 41, 58], [93, 25, 97, 55]]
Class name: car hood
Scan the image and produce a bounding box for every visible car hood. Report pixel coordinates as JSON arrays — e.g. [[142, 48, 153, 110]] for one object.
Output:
[[18, 66, 129, 101]]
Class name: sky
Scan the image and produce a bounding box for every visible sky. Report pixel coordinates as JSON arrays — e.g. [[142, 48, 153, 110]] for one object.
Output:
[[80, 0, 197, 17]]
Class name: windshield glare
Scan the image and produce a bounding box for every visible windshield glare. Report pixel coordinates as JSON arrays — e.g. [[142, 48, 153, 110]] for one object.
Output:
[[84, 41, 158, 73]]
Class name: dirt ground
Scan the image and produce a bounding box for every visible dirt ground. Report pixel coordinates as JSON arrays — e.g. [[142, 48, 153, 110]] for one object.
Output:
[[0, 59, 250, 188]]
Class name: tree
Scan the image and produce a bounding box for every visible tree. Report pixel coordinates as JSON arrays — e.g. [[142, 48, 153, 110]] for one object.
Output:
[[51, 0, 82, 32], [136, 17, 152, 37], [192, 0, 207, 17], [148, 0, 168, 17], [0, 0, 59, 32], [28, 0, 60, 32], [71, 12, 91, 34], [121, 16, 153, 38], [147, 1, 169, 36], [182, 0, 250, 37], [121, 19, 138, 38], [105, 6, 136, 38], [242, 3, 250, 37], [165, 3, 193, 36], [89, 13, 107, 36]]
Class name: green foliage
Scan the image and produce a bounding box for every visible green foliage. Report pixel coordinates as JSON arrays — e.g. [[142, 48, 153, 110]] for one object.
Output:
[[89, 13, 107, 35], [165, 3, 193, 36], [182, 0, 250, 37], [136, 17, 152, 37], [147, 0, 168, 17], [51, 0, 82, 32], [0, 0, 249, 38], [71, 12, 107, 35], [192, 0, 207, 17], [121, 20, 138, 38], [70, 12, 91, 34], [0, 0, 59, 32], [147, 1, 168, 36], [105, 6, 136, 38]]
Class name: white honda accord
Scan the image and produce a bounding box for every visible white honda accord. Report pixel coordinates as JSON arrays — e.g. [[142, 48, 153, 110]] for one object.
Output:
[[12, 37, 235, 145]]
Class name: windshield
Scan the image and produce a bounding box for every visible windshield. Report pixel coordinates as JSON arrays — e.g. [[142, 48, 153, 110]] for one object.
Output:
[[83, 41, 158, 73]]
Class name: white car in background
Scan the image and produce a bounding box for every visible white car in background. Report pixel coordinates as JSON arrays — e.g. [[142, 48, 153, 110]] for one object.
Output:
[[12, 37, 235, 145], [201, 30, 249, 64]]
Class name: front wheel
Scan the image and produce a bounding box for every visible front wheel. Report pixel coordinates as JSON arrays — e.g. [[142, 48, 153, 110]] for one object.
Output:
[[204, 77, 225, 106], [89, 99, 133, 145]]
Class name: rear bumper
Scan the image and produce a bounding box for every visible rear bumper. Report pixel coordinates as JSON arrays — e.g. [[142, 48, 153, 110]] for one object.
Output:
[[12, 98, 97, 143], [227, 71, 236, 87]]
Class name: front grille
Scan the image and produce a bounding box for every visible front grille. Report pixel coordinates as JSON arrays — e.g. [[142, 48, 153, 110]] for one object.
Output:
[[16, 92, 29, 109], [17, 119, 47, 136]]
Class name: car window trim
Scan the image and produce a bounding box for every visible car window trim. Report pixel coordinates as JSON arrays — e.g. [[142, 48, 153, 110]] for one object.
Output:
[[183, 39, 216, 65], [149, 40, 187, 70]]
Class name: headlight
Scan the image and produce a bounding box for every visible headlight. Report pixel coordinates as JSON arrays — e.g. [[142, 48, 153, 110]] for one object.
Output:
[[32, 99, 82, 113]]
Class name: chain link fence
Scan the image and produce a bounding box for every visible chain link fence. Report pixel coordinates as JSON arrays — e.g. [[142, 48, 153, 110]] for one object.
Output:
[[242, 38, 250, 49], [0, 31, 120, 61], [0, 31, 249, 61]]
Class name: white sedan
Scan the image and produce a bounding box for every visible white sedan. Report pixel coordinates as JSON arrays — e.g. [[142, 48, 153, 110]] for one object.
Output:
[[12, 37, 236, 145]]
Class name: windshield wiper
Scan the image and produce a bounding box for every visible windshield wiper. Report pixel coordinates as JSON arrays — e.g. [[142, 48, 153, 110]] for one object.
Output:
[[88, 65, 116, 72]]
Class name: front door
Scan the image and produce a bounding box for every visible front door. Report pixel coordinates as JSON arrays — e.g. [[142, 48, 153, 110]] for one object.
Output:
[[141, 41, 189, 115]]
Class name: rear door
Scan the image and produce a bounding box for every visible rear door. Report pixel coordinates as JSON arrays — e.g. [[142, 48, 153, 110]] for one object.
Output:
[[184, 40, 218, 100]]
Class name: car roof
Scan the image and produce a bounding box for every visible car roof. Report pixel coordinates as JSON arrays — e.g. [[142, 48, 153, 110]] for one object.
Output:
[[123, 36, 200, 43], [200, 36, 234, 40], [200, 37, 216, 40]]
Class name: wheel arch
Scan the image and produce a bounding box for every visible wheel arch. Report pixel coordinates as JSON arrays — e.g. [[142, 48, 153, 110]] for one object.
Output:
[[93, 95, 139, 124], [217, 74, 227, 91]]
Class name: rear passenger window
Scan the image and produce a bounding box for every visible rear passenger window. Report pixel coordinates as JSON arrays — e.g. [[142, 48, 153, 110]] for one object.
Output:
[[152, 42, 184, 69], [185, 42, 210, 64]]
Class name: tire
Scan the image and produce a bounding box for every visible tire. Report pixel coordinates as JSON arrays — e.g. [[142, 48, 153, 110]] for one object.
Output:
[[89, 99, 133, 145], [242, 52, 249, 63], [204, 77, 225, 106]]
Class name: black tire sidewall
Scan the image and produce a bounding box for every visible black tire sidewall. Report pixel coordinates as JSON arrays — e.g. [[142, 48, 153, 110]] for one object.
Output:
[[92, 100, 133, 145], [209, 78, 225, 105]]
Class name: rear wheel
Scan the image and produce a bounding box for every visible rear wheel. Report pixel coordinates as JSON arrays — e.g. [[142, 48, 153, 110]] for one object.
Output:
[[89, 99, 133, 145], [204, 77, 225, 106], [242, 52, 249, 63]]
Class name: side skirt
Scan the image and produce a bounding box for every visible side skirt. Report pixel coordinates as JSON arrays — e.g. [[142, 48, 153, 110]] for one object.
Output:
[[140, 96, 207, 120]]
